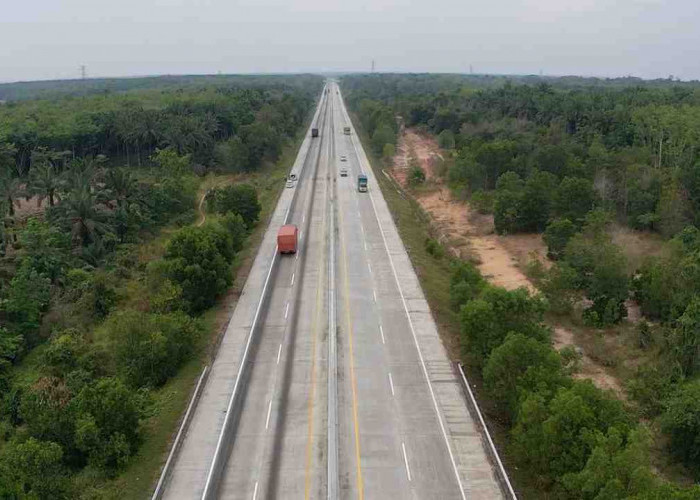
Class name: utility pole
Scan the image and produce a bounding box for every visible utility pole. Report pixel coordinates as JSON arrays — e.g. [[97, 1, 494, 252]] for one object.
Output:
[[80, 65, 86, 79]]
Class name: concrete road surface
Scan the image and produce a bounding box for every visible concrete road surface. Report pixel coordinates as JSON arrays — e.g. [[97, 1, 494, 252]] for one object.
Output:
[[161, 82, 502, 499]]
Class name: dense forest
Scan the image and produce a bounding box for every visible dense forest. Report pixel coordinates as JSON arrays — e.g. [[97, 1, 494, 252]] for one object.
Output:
[[0, 75, 322, 496], [342, 73, 700, 498]]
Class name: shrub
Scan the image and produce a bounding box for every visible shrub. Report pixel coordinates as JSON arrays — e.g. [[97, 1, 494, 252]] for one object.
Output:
[[438, 129, 455, 149], [408, 165, 426, 186], [0, 437, 71, 498], [106, 309, 201, 388], [449, 261, 485, 310], [424, 237, 444, 258]]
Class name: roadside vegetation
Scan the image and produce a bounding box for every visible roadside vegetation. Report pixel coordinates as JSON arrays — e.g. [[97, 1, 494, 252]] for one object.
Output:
[[0, 75, 322, 497], [343, 73, 700, 498]]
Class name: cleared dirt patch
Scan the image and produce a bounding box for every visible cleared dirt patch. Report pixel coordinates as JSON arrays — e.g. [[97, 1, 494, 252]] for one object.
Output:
[[390, 127, 624, 396]]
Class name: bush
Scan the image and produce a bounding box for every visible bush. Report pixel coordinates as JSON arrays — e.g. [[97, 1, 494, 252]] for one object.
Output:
[[438, 129, 455, 149], [554, 177, 596, 224], [408, 165, 426, 186], [106, 310, 201, 388], [206, 184, 261, 228], [449, 261, 485, 310], [470, 190, 494, 214], [424, 237, 444, 259], [163, 224, 234, 313]]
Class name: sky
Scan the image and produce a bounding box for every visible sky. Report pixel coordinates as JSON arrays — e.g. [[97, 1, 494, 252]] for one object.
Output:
[[1, 0, 699, 83]]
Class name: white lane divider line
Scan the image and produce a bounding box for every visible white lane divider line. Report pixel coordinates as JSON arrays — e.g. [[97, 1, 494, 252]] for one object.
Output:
[[402, 442, 412, 481], [299, 230, 303, 241], [284, 302, 289, 319], [380, 325, 385, 344], [303, 214, 306, 223], [364, 241, 368, 251], [373, 290, 377, 303], [277, 344, 282, 364], [252, 481, 259, 500], [367, 263, 372, 274], [388, 373, 395, 396], [295, 252, 299, 261], [291, 273, 295, 286], [265, 400, 273, 429]]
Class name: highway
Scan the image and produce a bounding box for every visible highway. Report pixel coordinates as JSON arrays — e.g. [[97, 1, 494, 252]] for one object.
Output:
[[160, 82, 503, 499]]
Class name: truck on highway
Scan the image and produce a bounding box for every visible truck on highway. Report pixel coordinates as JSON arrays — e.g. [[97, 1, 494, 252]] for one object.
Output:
[[357, 174, 368, 192], [277, 224, 298, 254], [311, 128, 319, 138], [343, 126, 351, 135]]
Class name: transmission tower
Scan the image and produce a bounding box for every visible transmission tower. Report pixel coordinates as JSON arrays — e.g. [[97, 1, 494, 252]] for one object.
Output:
[[371, 59, 375, 72], [80, 65, 87, 79]]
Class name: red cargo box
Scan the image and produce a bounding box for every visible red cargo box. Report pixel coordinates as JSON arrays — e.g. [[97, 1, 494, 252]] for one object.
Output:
[[277, 224, 298, 254]]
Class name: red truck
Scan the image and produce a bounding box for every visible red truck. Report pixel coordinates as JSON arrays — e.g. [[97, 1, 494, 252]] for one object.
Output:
[[277, 224, 298, 254]]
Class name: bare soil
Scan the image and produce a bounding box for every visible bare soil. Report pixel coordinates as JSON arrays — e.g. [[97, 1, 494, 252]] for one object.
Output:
[[390, 127, 624, 396]]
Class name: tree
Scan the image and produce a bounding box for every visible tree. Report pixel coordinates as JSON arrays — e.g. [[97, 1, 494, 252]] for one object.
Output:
[[459, 286, 549, 365], [668, 298, 700, 377], [29, 159, 63, 207], [151, 147, 192, 175], [56, 186, 112, 247], [661, 379, 700, 471], [206, 183, 261, 228], [484, 332, 567, 420], [543, 218, 577, 260], [106, 310, 201, 387], [214, 136, 250, 172], [163, 224, 234, 313], [0, 437, 71, 499], [449, 261, 485, 311], [72, 377, 143, 473], [371, 123, 395, 155], [554, 177, 596, 224]]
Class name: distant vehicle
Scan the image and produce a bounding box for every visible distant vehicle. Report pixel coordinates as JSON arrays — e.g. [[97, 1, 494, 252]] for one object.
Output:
[[311, 128, 319, 138], [340, 167, 348, 177], [340, 155, 347, 162], [277, 224, 298, 254], [343, 126, 351, 135], [357, 174, 368, 192]]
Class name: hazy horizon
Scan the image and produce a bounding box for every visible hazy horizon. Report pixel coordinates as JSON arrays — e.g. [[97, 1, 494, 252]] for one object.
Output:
[[2, 0, 699, 83]]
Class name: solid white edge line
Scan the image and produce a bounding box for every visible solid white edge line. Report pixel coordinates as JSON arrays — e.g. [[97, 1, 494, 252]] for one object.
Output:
[[372, 290, 377, 303], [379, 325, 385, 344], [402, 442, 412, 482], [276, 344, 282, 365], [291, 273, 295, 286], [368, 263, 372, 274], [284, 302, 289, 319], [339, 90, 468, 499], [388, 373, 395, 396], [252, 481, 259, 500], [265, 400, 273, 429]]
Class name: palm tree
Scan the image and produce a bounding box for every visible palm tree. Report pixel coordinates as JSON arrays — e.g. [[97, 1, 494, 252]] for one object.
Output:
[[60, 186, 112, 247], [104, 168, 136, 208], [29, 161, 63, 207], [0, 173, 24, 217]]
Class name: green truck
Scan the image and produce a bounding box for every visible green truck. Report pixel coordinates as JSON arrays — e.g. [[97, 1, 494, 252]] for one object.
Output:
[[357, 174, 368, 192]]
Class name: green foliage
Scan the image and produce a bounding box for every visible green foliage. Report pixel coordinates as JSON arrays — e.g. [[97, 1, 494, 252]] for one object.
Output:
[[437, 129, 455, 149], [206, 183, 261, 228], [459, 286, 550, 365], [449, 260, 485, 310], [469, 190, 494, 214], [0, 437, 71, 498], [424, 237, 444, 258], [484, 333, 567, 420], [661, 379, 700, 473], [543, 218, 577, 260], [163, 224, 234, 313], [511, 380, 630, 486], [106, 309, 201, 388], [2, 262, 51, 339], [214, 136, 250, 172], [554, 177, 596, 224], [408, 165, 426, 186], [381, 143, 396, 162]]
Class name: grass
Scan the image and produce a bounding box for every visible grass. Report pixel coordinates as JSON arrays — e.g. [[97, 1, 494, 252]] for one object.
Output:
[[89, 133, 305, 499]]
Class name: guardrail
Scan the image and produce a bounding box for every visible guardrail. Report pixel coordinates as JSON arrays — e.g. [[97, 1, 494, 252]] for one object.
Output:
[[456, 363, 518, 500], [151, 366, 210, 500]]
